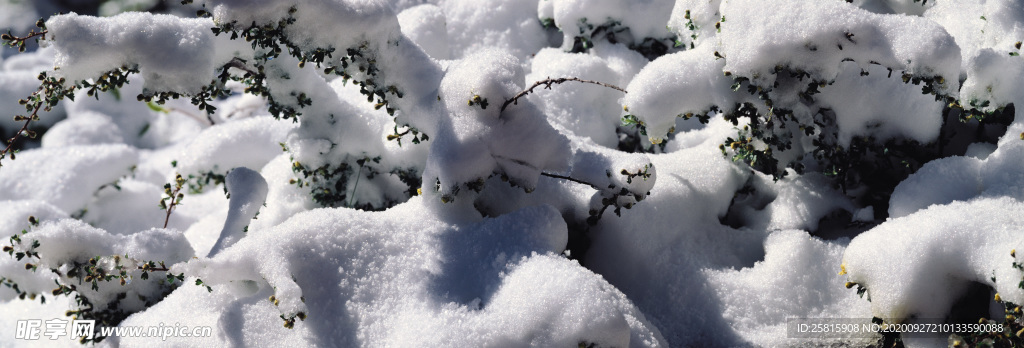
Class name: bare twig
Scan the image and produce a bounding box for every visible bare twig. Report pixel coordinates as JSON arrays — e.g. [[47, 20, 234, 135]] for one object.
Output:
[[168, 106, 216, 125], [501, 77, 626, 112], [0, 102, 42, 165], [540, 172, 600, 190]]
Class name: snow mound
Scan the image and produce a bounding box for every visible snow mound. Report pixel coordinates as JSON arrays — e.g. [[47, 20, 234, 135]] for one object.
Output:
[[47, 12, 225, 93], [0, 144, 138, 214], [545, 0, 675, 50], [708, 230, 873, 347], [175, 117, 294, 177], [426, 49, 570, 199], [720, 0, 960, 95], [144, 198, 665, 347], [843, 197, 1024, 321], [623, 44, 736, 144]]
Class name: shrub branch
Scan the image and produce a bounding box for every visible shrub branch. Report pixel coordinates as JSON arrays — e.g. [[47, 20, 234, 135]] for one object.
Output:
[[0, 102, 42, 164], [160, 174, 186, 228], [501, 77, 626, 111], [1, 26, 48, 52], [540, 172, 600, 190]]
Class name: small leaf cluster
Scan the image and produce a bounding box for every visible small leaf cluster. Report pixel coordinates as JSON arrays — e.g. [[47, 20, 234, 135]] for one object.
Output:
[[386, 125, 429, 146], [169, 164, 227, 195], [0, 217, 44, 302], [954, 99, 1008, 123], [2, 215, 187, 343], [679, 10, 699, 48], [82, 65, 139, 100], [620, 114, 647, 136], [949, 251, 1024, 347], [159, 174, 185, 211], [1, 70, 77, 166], [586, 167, 653, 225], [204, 7, 424, 208], [159, 174, 185, 228], [675, 45, 961, 182], [0, 19, 47, 52], [268, 294, 307, 329], [467, 94, 489, 109], [289, 155, 415, 210], [47, 253, 187, 343], [568, 17, 674, 60]]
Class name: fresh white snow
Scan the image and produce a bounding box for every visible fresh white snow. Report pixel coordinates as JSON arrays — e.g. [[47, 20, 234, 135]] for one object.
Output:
[[1, 0, 1023, 347]]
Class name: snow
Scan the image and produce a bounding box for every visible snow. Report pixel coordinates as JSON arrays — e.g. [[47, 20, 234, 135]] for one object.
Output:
[[719, 0, 961, 96], [890, 137, 1024, 219], [426, 49, 570, 201], [584, 129, 757, 346], [1, 1, 1023, 347], [729, 170, 855, 232], [0, 144, 138, 213], [41, 111, 126, 147], [816, 62, 946, 147], [623, 44, 737, 144], [707, 230, 874, 347], [174, 117, 294, 178], [545, 0, 676, 51], [844, 197, 1024, 321], [927, 0, 1024, 112], [397, 4, 450, 60], [208, 167, 268, 257], [153, 198, 664, 347], [46, 12, 228, 94], [527, 45, 645, 147], [440, 0, 548, 60]]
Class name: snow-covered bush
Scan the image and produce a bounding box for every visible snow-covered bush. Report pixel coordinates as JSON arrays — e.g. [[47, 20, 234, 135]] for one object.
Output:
[[0, 0, 1022, 347]]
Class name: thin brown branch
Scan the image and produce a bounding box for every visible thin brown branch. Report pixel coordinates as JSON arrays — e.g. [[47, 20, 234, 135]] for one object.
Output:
[[0, 102, 42, 167], [501, 77, 627, 112], [163, 191, 180, 228], [166, 106, 216, 125], [162, 174, 185, 228], [541, 172, 600, 190], [1, 30, 48, 52]]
